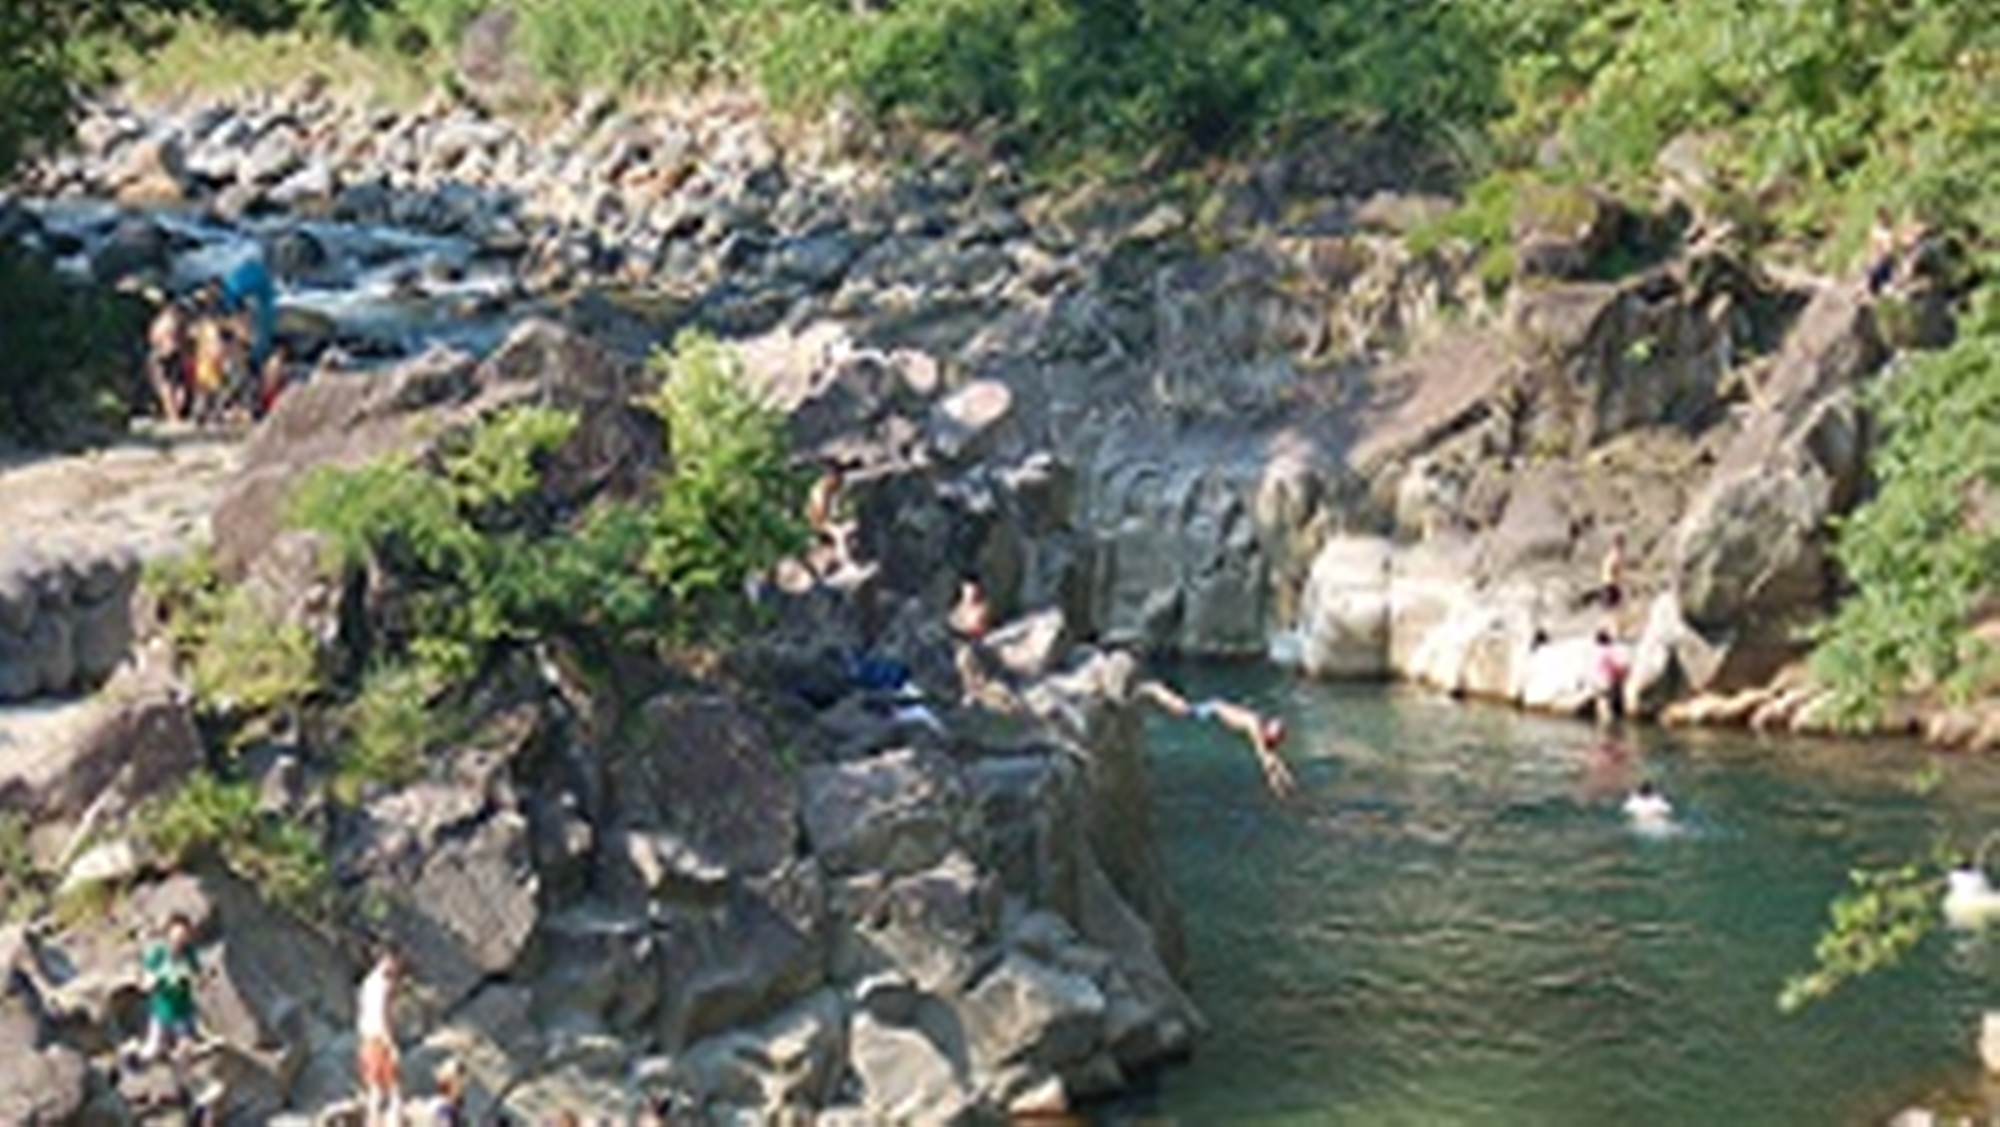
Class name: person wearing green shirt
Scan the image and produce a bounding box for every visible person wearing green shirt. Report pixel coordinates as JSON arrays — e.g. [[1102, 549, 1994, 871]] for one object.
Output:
[[138, 912, 201, 1062]]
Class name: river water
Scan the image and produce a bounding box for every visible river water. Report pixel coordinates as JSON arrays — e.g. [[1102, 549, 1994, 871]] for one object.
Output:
[[1110, 667, 2000, 1126]]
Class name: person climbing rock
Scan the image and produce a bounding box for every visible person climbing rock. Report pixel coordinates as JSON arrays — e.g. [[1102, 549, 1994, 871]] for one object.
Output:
[[1136, 679, 1298, 799], [357, 949, 404, 1127], [806, 459, 855, 573], [136, 912, 203, 1065]]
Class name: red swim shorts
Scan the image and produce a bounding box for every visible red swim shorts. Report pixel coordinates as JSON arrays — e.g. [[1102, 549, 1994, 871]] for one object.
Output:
[[358, 1036, 398, 1090]]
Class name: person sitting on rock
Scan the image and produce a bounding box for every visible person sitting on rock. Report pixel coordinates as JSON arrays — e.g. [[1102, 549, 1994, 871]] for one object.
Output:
[[425, 1057, 466, 1127], [143, 291, 190, 422], [1136, 679, 1298, 799], [134, 912, 203, 1066], [949, 574, 993, 642], [356, 948, 404, 1127], [806, 459, 854, 572]]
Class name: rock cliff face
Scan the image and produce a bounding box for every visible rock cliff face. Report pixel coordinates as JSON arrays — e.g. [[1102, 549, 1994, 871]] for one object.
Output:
[[0, 324, 1200, 1123]]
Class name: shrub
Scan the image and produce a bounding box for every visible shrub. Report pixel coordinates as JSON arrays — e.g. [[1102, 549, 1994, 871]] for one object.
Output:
[[637, 330, 810, 633], [1809, 311, 2000, 725], [145, 773, 329, 913], [189, 589, 321, 715], [337, 661, 456, 800], [0, 249, 147, 447]]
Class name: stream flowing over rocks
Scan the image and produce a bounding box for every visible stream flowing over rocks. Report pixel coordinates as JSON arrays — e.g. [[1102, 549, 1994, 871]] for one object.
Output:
[[0, 71, 1988, 1123]]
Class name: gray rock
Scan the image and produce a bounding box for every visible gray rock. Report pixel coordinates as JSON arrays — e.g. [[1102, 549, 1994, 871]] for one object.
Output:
[[930, 380, 1014, 463], [264, 228, 332, 285], [1296, 535, 1395, 678], [239, 124, 306, 185], [27, 611, 75, 698], [959, 951, 1107, 1075], [269, 161, 337, 214], [89, 215, 171, 283], [774, 226, 863, 290], [668, 988, 846, 1112], [802, 749, 967, 878], [848, 1010, 975, 1125], [607, 694, 799, 881], [836, 851, 996, 993]]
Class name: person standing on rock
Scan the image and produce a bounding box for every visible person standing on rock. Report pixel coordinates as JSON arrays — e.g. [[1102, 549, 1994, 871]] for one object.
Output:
[[188, 287, 232, 425], [1593, 628, 1631, 726], [1599, 531, 1627, 614], [144, 291, 190, 422], [1137, 679, 1298, 798], [220, 252, 278, 378], [136, 912, 203, 1065], [357, 949, 405, 1127]]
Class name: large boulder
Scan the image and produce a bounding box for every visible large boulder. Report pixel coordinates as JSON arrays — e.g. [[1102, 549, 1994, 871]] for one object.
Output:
[[1295, 535, 1394, 678], [847, 1008, 975, 1124], [801, 749, 969, 879], [1668, 287, 1884, 691], [212, 319, 655, 577], [350, 783, 539, 1009], [607, 694, 799, 881], [0, 659, 201, 861], [666, 988, 847, 1113], [89, 216, 171, 284]]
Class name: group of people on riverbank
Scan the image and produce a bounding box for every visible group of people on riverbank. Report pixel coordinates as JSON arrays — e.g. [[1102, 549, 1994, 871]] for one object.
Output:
[[142, 255, 290, 426]]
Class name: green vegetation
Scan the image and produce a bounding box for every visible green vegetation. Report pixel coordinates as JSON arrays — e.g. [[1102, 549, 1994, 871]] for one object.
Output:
[[0, 812, 44, 922], [283, 331, 804, 790], [336, 662, 457, 801], [1779, 859, 1943, 1012], [145, 773, 330, 913], [147, 548, 320, 717], [637, 332, 812, 624], [136, 0, 1509, 173], [1809, 309, 2000, 726], [0, 249, 148, 446]]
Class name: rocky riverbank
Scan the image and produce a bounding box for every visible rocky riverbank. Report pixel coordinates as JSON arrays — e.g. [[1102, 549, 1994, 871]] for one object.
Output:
[[21, 85, 1988, 755], [1, 320, 1208, 1124], [0, 69, 1991, 1122]]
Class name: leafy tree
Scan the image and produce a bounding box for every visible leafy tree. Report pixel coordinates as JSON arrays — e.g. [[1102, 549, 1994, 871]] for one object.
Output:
[[637, 330, 810, 630], [1809, 287, 2000, 726]]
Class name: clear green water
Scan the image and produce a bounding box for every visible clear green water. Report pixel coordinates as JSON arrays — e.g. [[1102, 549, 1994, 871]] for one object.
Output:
[[1108, 668, 2000, 1126]]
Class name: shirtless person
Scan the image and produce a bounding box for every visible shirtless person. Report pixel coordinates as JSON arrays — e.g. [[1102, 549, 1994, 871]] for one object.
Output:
[[1137, 679, 1298, 798], [144, 294, 189, 421]]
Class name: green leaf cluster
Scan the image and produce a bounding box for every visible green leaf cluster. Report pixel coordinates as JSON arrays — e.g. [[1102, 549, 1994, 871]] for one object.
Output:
[[144, 774, 330, 914], [146, 548, 321, 717], [1459, 0, 1997, 256], [289, 331, 805, 689], [1809, 311, 2000, 725], [1778, 860, 1940, 1012]]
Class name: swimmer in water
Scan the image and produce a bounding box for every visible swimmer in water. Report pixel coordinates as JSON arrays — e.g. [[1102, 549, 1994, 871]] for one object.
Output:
[[1943, 860, 2000, 928], [1622, 779, 1673, 826]]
